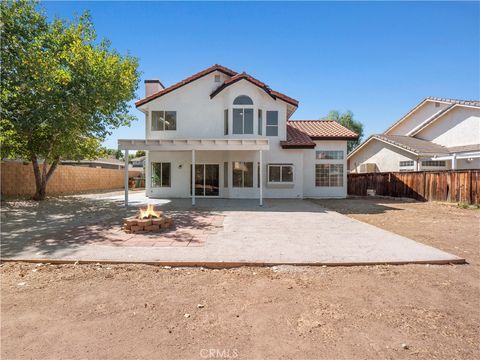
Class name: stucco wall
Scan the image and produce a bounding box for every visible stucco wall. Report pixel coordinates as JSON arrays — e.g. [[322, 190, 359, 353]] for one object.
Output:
[[138, 70, 348, 198], [1, 161, 141, 197], [142, 71, 287, 146], [303, 141, 347, 198], [415, 106, 480, 147], [386, 101, 450, 136], [146, 149, 305, 199], [348, 139, 416, 173]]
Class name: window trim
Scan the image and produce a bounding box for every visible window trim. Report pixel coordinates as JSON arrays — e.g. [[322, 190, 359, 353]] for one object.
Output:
[[316, 150, 344, 160], [151, 162, 171, 188], [266, 111, 278, 136], [232, 107, 254, 135], [315, 164, 344, 187], [267, 164, 295, 184], [258, 109, 263, 135], [232, 161, 254, 188], [421, 160, 446, 167], [224, 109, 228, 135], [151, 110, 177, 131]]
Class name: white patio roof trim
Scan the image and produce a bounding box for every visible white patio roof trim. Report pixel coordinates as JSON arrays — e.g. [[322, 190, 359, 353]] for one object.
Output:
[[118, 138, 269, 151]]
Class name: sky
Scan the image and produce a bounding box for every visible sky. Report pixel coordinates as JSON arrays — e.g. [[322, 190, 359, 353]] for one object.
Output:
[[42, 1, 480, 149]]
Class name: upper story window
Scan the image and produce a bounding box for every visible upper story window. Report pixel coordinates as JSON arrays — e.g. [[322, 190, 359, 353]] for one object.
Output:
[[232, 95, 254, 135], [266, 111, 278, 136], [233, 95, 253, 105], [151, 111, 176, 131]]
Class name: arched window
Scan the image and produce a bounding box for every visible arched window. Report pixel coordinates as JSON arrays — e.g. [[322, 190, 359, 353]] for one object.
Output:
[[233, 95, 253, 105], [232, 95, 254, 134]]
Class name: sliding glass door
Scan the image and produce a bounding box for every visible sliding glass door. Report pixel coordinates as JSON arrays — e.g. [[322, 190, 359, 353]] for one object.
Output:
[[191, 164, 220, 197]]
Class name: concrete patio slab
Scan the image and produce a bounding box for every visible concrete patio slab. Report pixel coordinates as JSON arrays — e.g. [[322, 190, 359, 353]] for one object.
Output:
[[0, 192, 464, 266]]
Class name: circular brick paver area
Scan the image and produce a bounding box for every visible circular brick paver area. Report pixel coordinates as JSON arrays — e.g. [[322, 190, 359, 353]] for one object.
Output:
[[94, 212, 224, 248]]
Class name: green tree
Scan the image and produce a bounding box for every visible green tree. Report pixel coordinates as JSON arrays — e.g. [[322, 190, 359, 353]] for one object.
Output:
[[322, 110, 364, 153], [100, 148, 124, 160], [1, 1, 139, 199]]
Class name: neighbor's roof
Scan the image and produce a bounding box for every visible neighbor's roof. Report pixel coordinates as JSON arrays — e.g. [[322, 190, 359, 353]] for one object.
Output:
[[447, 144, 480, 154], [130, 156, 146, 162], [426, 96, 480, 107], [348, 134, 450, 159], [281, 120, 359, 149], [384, 97, 480, 135], [135, 64, 298, 108]]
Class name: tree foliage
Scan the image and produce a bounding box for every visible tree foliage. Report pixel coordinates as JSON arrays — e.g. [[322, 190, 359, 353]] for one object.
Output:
[[0, 0, 139, 199], [322, 110, 364, 153]]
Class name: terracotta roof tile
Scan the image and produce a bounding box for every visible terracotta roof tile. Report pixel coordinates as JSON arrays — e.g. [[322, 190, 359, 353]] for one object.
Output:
[[210, 72, 299, 107], [281, 125, 316, 148], [281, 120, 358, 149], [135, 64, 237, 107], [287, 120, 359, 140]]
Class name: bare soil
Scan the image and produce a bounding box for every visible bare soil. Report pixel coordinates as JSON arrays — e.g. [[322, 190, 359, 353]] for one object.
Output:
[[1, 198, 479, 360]]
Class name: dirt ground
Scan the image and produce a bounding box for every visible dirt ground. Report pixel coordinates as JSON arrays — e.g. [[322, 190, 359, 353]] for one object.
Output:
[[1, 198, 479, 360]]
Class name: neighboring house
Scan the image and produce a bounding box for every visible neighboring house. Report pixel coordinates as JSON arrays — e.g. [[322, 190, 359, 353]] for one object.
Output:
[[118, 64, 358, 205], [130, 156, 146, 173], [61, 158, 129, 170], [348, 97, 480, 173]]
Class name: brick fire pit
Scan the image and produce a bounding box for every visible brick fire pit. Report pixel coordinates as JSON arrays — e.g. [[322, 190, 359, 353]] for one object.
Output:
[[123, 204, 174, 233]]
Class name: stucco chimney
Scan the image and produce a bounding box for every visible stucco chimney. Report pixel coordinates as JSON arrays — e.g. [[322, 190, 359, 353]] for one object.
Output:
[[145, 80, 164, 97]]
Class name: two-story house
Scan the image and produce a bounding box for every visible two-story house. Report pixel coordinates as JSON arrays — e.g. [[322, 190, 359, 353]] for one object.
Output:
[[118, 64, 358, 205], [348, 97, 480, 173]]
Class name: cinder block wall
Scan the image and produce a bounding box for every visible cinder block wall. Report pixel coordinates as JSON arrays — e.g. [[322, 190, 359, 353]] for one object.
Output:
[[1, 161, 141, 197]]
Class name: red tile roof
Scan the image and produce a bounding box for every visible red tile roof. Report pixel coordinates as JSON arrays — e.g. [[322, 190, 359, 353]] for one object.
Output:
[[210, 72, 299, 107], [281, 120, 359, 148], [281, 125, 316, 148], [135, 64, 237, 107]]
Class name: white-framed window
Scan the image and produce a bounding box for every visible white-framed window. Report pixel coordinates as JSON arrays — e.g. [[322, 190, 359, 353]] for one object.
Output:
[[232, 95, 254, 135], [151, 162, 171, 187], [151, 111, 176, 131], [315, 164, 343, 187], [268, 164, 294, 184], [399, 160, 415, 172], [232, 161, 253, 188], [224, 109, 228, 135], [316, 150, 344, 160], [258, 109, 263, 135], [266, 111, 278, 136], [421, 160, 446, 167]]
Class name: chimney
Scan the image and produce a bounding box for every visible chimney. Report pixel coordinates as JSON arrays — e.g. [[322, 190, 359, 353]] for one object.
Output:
[[145, 80, 164, 97]]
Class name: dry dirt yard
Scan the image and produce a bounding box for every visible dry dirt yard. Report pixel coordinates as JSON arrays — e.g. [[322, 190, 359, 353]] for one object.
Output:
[[1, 198, 479, 360]]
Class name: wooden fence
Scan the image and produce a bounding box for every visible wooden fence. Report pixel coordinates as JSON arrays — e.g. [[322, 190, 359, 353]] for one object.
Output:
[[348, 170, 480, 204]]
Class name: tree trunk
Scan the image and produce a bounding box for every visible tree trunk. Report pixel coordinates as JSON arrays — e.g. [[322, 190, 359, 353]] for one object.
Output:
[[31, 155, 59, 200]]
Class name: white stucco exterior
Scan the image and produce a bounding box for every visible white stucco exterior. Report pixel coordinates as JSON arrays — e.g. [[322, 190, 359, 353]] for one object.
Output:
[[348, 98, 480, 173], [123, 67, 351, 201]]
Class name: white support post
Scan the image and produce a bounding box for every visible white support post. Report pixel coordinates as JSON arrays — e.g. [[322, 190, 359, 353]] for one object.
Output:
[[192, 149, 196, 206], [124, 149, 129, 207], [259, 150, 263, 206], [452, 154, 457, 170]]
